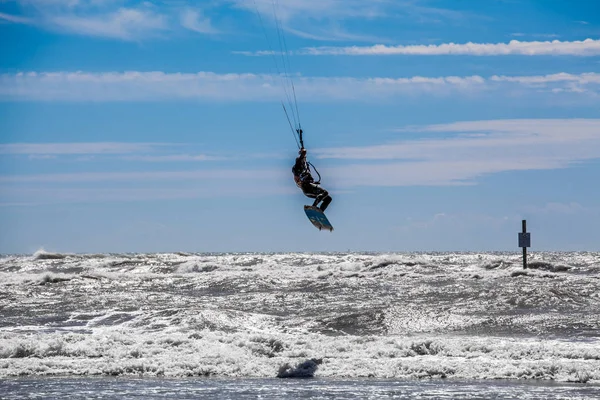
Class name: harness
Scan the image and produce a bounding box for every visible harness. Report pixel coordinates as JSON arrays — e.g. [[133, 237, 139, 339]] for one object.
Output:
[[293, 159, 313, 188]]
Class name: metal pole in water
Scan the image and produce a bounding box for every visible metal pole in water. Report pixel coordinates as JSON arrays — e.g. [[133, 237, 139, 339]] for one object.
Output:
[[518, 220, 530, 269], [522, 220, 527, 269]]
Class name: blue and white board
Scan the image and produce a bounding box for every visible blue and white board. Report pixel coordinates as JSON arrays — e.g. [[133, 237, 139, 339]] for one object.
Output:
[[304, 206, 334, 232]]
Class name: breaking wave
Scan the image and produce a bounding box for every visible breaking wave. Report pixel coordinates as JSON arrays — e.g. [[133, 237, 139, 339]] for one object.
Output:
[[1, 252, 599, 382]]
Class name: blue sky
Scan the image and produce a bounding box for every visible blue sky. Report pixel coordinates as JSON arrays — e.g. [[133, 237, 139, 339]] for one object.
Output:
[[1, 0, 599, 254]]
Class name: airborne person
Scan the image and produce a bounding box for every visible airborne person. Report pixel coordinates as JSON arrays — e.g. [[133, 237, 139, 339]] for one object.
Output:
[[292, 139, 332, 212]]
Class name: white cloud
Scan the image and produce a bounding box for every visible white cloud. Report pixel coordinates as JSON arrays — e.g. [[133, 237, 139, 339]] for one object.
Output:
[[0, 167, 293, 203], [233, 0, 464, 42], [526, 202, 590, 215], [0, 168, 283, 183], [398, 212, 515, 232], [180, 8, 218, 35], [3, 120, 600, 202], [325, 119, 600, 162], [0, 142, 226, 163], [0, 142, 169, 155], [318, 119, 600, 187], [491, 72, 600, 84], [2, 71, 598, 102], [282, 24, 386, 43], [510, 33, 560, 39], [28, 154, 57, 160], [491, 72, 600, 93], [46, 7, 167, 40], [0, 184, 294, 204], [0, 142, 289, 204], [5, 1, 224, 40], [7, 1, 169, 40], [123, 154, 226, 162], [298, 38, 600, 56], [16, 0, 85, 7], [0, 11, 33, 23], [233, 0, 390, 23], [234, 0, 465, 23]]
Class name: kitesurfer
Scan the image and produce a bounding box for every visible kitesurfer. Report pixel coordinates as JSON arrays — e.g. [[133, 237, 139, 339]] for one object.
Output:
[[292, 145, 332, 212]]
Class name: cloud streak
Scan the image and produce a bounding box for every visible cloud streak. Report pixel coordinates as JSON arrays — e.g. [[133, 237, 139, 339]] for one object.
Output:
[[0, 168, 283, 184], [46, 7, 168, 40], [233, 0, 465, 42], [1, 71, 598, 102], [234, 0, 466, 24], [0, 142, 171, 155], [0, 142, 225, 164], [319, 119, 600, 187], [292, 38, 600, 56], [3, 119, 600, 203], [0, 10, 32, 24], [0, 166, 291, 204], [3, 1, 223, 40], [123, 154, 226, 162], [180, 8, 219, 35]]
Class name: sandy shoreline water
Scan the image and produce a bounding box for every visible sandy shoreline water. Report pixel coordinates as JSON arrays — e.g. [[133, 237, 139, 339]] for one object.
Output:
[[2, 376, 600, 400]]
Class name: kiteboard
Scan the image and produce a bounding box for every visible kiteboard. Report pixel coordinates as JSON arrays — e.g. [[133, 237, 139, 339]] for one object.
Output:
[[304, 206, 334, 232]]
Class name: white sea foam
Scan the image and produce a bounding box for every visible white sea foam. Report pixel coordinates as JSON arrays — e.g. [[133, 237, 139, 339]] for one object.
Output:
[[0, 252, 599, 381], [1, 327, 599, 381]]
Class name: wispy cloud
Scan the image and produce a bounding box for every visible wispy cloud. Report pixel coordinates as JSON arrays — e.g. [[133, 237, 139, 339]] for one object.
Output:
[[295, 38, 600, 56], [8, 0, 409, 42], [525, 202, 591, 215], [398, 212, 514, 232], [0, 142, 225, 163], [491, 72, 600, 84], [321, 119, 600, 161], [2, 0, 224, 40], [46, 7, 167, 40], [282, 24, 385, 43], [318, 119, 600, 187], [2, 71, 598, 102], [3, 120, 600, 202], [28, 154, 57, 160], [123, 154, 226, 162], [235, 0, 465, 23], [492, 72, 600, 93], [234, 0, 465, 42], [0, 142, 169, 155], [0, 10, 32, 24], [180, 8, 219, 35], [235, 0, 391, 23], [0, 183, 294, 204], [0, 168, 283, 184], [4, 1, 170, 40], [0, 165, 293, 204]]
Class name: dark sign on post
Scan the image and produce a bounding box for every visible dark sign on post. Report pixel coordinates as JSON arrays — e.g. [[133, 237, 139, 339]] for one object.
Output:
[[519, 232, 530, 248], [519, 220, 530, 269]]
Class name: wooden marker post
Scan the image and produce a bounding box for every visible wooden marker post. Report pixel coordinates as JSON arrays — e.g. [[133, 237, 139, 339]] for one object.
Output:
[[518, 220, 531, 269]]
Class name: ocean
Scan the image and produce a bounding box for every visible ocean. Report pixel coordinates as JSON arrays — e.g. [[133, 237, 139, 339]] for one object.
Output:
[[1, 251, 599, 399]]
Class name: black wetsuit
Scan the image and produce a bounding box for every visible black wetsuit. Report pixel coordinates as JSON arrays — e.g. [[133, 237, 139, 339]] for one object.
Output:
[[292, 152, 332, 212]]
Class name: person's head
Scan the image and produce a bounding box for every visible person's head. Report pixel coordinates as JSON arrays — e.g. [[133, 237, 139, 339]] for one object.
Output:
[[299, 148, 307, 156]]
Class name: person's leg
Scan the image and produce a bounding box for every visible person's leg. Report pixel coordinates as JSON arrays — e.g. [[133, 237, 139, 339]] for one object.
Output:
[[302, 183, 323, 206], [311, 186, 328, 209], [319, 194, 332, 212], [310, 185, 331, 211]]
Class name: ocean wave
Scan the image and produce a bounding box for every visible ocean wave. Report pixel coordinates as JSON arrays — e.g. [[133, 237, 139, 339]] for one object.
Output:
[[0, 330, 598, 382], [33, 249, 70, 260], [1, 252, 599, 382]]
